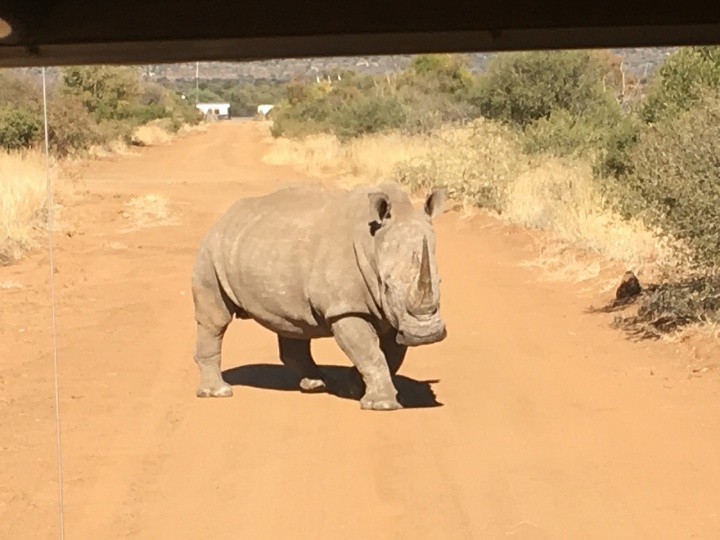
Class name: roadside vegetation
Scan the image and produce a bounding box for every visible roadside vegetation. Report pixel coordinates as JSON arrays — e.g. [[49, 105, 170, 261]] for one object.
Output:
[[261, 48, 720, 338], [3, 49, 720, 339], [0, 65, 203, 264]]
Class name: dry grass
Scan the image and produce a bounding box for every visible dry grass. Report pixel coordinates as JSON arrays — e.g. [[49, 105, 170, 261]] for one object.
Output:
[[120, 194, 178, 232], [503, 157, 680, 281], [261, 128, 434, 188], [0, 120, 202, 265], [87, 138, 137, 159], [131, 122, 173, 147], [394, 119, 527, 209], [130, 119, 207, 147], [0, 150, 50, 265], [178, 123, 208, 136], [262, 118, 676, 282], [88, 121, 206, 158]]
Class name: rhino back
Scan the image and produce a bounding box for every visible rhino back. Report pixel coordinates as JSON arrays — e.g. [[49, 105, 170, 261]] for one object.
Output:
[[203, 186, 374, 337]]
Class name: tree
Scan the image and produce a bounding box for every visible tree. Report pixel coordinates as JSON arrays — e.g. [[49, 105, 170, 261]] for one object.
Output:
[[401, 53, 475, 97], [471, 50, 620, 128], [61, 65, 141, 120], [641, 46, 720, 123]]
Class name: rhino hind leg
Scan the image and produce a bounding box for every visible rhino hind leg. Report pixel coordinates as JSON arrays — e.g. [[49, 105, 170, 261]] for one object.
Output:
[[331, 317, 402, 411], [192, 274, 235, 398], [194, 322, 233, 398], [277, 336, 327, 393]]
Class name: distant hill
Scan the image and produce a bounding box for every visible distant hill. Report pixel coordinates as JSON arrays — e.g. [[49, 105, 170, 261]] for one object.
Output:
[[9, 48, 674, 83], [142, 48, 674, 81]]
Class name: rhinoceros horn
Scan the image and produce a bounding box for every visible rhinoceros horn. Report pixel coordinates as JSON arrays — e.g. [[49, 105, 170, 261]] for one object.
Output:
[[409, 237, 434, 315]]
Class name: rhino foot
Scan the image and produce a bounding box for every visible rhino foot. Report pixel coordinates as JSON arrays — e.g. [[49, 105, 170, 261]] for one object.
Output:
[[299, 377, 327, 393], [360, 394, 403, 411], [196, 383, 233, 398]]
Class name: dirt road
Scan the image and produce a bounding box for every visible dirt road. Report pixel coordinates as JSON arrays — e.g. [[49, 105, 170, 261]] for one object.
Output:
[[2, 120, 720, 540]]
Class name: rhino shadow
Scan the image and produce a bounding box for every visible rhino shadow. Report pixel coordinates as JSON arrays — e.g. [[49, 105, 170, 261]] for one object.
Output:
[[222, 363, 443, 409]]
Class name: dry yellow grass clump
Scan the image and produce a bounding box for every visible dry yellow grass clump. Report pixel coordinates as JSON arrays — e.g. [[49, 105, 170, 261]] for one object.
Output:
[[131, 123, 174, 147], [120, 194, 178, 232], [502, 158, 679, 274], [261, 118, 676, 280], [262, 129, 434, 188], [0, 150, 50, 264]]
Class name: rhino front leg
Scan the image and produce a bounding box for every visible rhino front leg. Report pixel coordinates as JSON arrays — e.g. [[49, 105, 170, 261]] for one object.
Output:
[[331, 317, 401, 411], [277, 336, 327, 393], [345, 329, 407, 400]]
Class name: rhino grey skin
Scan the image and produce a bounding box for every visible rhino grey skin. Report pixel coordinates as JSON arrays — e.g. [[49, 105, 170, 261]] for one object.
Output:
[[190, 181, 447, 411]]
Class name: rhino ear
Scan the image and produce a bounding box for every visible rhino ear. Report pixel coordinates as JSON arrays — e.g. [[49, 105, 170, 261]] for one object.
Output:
[[424, 187, 446, 220], [368, 192, 392, 223]]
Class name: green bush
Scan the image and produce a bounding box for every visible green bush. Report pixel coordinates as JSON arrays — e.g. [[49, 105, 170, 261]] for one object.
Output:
[[0, 108, 41, 150], [0, 66, 201, 156], [96, 119, 135, 146], [46, 93, 101, 155], [270, 87, 408, 140], [269, 91, 333, 138], [401, 53, 476, 98], [624, 89, 720, 268], [593, 111, 642, 179], [226, 80, 287, 116], [330, 95, 406, 140], [471, 50, 619, 128], [270, 79, 344, 137], [522, 109, 612, 159], [61, 65, 141, 121], [130, 103, 170, 125], [270, 56, 475, 140], [642, 46, 720, 123]]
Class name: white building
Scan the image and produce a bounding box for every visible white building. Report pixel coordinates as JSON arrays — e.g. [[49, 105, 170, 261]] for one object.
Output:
[[196, 102, 230, 119], [257, 104, 274, 118]]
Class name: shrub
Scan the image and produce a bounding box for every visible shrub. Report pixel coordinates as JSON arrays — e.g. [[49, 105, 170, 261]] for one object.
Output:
[[226, 80, 287, 116], [624, 89, 720, 268], [95, 120, 135, 146], [593, 111, 642, 180], [642, 46, 720, 123], [401, 53, 476, 98], [330, 95, 406, 140], [61, 65, 141, 121], [0, 108, 41, 150], [46, 93, 101, 155], [131, 103, 171, 126], [270, 58, 475, 140], [471, 50, 620, 128], [522, 108, 612, 159]]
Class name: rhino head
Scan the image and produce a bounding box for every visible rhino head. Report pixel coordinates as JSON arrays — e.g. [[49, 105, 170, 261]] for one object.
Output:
[[367, 186, 447, 347]]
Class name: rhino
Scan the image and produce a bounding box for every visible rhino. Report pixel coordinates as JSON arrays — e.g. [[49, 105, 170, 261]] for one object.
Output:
[[190, 181, 447, 411]]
